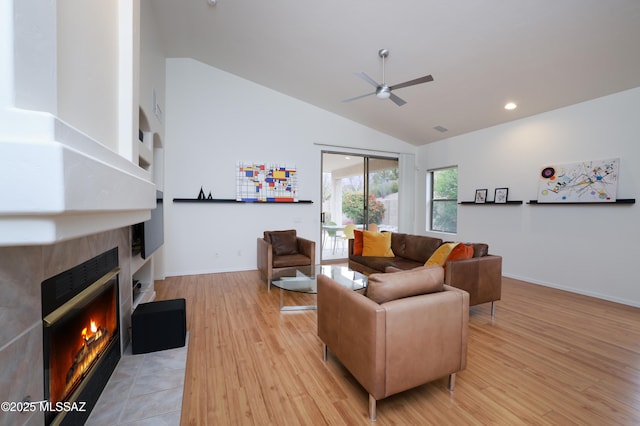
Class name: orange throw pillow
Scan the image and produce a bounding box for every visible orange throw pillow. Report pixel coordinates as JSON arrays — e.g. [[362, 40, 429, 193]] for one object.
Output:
[[353, 229, 363, 256], [447, 243, 474, 262]]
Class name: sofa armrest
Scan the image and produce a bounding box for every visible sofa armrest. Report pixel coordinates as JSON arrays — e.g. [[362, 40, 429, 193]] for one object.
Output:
[[348, 238, 355, 258], [317, 275, 386, 399], [296, 237, 316, 263], [445, 255, 502, 306], [256, 237, 272, 281], [382, 286, 469, 397]]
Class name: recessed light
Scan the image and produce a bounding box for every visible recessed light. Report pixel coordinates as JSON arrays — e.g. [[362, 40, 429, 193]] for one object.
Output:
[[504, 102, 517, 110]]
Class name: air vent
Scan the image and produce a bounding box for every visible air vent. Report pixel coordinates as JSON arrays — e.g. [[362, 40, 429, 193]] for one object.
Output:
[[433, 125, 448, 133], [42, 247, 119, 316]]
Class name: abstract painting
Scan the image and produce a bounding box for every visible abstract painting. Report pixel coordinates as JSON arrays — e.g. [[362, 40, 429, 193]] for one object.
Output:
[[537, 158, 619, 203], [236, 161, 298, 202]]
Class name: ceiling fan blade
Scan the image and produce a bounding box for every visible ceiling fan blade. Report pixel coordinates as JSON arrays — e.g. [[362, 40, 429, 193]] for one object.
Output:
[[389, 92, 407, 107], [355, 72, 380, 88], [342, 92, 376, 103], [389, 74, 434, 91]]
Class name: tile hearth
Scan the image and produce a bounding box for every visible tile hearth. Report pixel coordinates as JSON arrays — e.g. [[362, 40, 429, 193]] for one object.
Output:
[[86, 334, 188, 425]]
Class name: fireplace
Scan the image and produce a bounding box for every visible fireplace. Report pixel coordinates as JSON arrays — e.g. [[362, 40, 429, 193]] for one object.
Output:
[[41, 248, 121, 426]]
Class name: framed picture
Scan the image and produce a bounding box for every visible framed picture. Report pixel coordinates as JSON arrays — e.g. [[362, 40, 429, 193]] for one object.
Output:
[[537, 158, 618, 203], [494, 187, 509, 204], [475, 189, 488, 204]]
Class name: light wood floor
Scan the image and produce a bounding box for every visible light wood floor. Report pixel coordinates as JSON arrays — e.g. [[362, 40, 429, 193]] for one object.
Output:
[[155, 271, 640, 425]]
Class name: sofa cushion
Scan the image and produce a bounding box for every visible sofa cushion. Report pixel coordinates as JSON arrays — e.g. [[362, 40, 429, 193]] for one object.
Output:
[[350, 255, 398, 272], [404, 235, 443, 263], [362, 231, 394, 257], [390, 232, 407, 258], [471, 243, 488, 257], [366, 266, 444, 304], [353, 229, 363, 256], [390, 258, 425, 271], [272, 253, 311, 268], [425, 242, 459, 267], [267, 230, 298, 256]]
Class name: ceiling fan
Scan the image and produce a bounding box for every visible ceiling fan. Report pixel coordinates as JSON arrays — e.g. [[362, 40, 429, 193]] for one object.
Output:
[[343, 49, 434, 107]]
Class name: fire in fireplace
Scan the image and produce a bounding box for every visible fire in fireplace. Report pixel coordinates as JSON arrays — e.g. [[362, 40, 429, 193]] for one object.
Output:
[[42, 248, 121, 426], [48, 286, 116, 406]]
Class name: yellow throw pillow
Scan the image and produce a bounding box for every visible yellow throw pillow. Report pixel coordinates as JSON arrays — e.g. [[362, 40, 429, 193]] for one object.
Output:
[[362, 231, 394, 257], [425, 242, 460, 266]]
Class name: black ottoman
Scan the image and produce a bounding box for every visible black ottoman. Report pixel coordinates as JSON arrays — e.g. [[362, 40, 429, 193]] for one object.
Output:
[[132, 298, 186, 354]]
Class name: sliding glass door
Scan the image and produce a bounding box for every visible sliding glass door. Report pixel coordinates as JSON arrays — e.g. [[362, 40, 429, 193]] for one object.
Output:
[[321, 152, 399, 261]]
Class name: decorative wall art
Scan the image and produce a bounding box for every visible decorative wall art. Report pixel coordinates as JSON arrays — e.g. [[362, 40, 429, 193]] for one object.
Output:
[[236, 161, 298, 202], [537, 158, 619, 203], [197, 186, 213, 200], [494, 188, 509, 203], [475, 189, 487, 204]]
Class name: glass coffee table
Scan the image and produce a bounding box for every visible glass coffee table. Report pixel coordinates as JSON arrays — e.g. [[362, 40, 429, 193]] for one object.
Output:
[[271, 264, 368, 311]]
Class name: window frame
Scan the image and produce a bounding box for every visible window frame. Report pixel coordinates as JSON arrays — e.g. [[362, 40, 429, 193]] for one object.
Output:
[[427, 166, 458, 234]]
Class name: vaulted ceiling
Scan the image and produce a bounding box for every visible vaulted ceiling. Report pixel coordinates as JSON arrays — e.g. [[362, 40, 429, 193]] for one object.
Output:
[[149, 0, 640, 146]]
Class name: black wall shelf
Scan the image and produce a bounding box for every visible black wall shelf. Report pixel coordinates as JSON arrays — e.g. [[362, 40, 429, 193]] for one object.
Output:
[[459, 199, 635, 205], [173, 198, 313, 204], [459, 200, 523, 205], [527, 199, 635, 205]]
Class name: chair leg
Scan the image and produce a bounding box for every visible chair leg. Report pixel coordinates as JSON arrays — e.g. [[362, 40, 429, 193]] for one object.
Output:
[[322, 344, 328, 362], [368, 394, 377, 422], [491, 301, 496, 318], [448, 373, 456, 391]]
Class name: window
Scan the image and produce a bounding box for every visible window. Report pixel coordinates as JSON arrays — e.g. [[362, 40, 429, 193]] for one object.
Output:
[[428, 167, 458, 233]]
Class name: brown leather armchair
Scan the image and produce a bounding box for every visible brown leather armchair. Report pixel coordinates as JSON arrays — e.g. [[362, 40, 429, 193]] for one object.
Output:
[[257, 229, 315, 289], [317, 266, 469, 421]]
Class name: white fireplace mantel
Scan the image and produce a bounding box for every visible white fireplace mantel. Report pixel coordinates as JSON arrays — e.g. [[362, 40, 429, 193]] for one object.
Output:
[[0, 108, 155, 246]]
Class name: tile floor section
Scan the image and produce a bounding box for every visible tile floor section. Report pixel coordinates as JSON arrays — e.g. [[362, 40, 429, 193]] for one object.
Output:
[[86, 333, 188, 425]]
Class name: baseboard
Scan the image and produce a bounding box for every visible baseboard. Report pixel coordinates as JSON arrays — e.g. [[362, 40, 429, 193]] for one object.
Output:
[[502, 273, 640, 308]]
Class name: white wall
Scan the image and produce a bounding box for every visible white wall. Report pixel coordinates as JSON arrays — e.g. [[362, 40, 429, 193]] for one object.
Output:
[[164, 58, 416, 276], [57, 1, 119, 151], [140, 0, 166, 147], [417, 87, 640, 307], [8, 0, 56, 113]]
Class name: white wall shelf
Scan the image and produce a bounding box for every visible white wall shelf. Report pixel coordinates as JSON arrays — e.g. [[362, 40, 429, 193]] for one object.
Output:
[[130, 105, 163, 310]]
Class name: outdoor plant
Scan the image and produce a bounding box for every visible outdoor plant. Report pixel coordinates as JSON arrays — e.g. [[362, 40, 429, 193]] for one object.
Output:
[[342, 192, 385, 224]]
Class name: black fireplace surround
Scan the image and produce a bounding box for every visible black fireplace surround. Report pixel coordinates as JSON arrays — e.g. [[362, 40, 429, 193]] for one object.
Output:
[[41, 248, 121, 426]]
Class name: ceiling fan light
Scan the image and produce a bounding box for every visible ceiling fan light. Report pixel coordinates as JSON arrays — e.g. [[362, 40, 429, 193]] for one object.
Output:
[[377, 87, 391, 99]]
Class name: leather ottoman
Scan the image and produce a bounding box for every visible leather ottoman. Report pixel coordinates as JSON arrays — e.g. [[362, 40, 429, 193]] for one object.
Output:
[[131, 298, 186, 354]]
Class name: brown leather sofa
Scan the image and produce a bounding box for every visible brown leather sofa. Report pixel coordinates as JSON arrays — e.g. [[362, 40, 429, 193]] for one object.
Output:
[[257, 229, 315, 289], [317, 266, 469, 421], [348, 232, 502, 315]]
